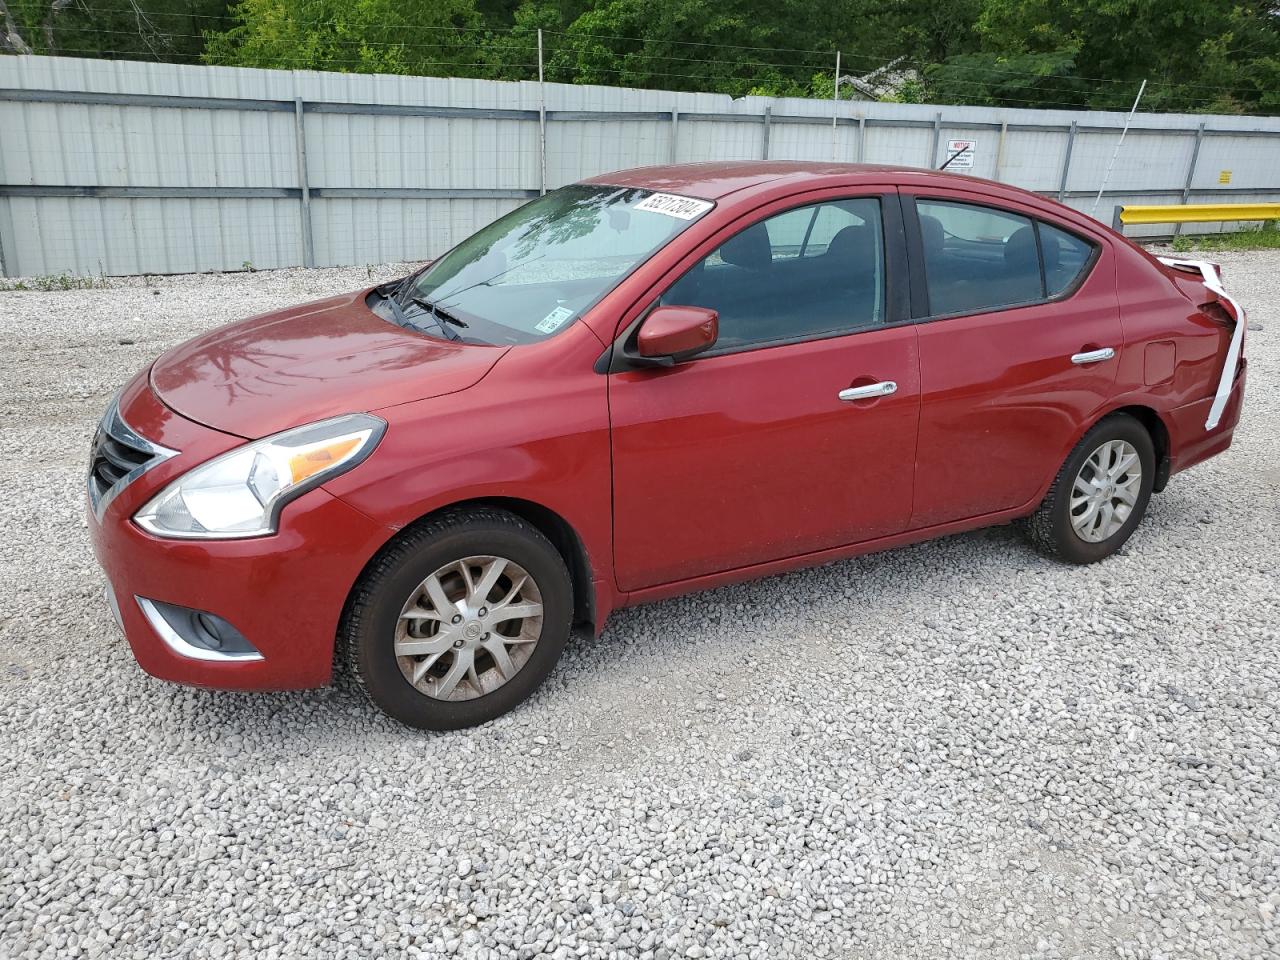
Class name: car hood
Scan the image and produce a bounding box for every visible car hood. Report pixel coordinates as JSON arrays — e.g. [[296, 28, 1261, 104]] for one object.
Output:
[[150, 288, 507, 438]]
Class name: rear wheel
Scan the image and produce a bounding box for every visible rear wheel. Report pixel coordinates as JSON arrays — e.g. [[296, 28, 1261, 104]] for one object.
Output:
[[341, 507, 572, 730], [1019, 414, 1155, 564]]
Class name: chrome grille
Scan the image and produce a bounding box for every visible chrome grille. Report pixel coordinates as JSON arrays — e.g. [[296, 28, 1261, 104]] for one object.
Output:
[[87, 396, 177, 520]]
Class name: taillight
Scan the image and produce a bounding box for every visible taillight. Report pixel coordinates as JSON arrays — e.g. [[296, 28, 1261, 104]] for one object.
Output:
[[1199, 300, 1246, 372], [1200, 301, 1233, 326]]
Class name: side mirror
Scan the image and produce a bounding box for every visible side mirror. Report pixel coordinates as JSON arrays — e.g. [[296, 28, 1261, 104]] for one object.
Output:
[[635, 305, 718, 364]]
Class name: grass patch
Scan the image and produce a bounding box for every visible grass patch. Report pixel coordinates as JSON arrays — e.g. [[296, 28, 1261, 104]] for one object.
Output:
[[0, 272, 112, 292], [1169, 220, 1280, 253]]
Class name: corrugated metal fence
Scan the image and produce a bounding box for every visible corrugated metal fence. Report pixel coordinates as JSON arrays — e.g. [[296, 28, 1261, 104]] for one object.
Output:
[[2, 55, 1279, 277]]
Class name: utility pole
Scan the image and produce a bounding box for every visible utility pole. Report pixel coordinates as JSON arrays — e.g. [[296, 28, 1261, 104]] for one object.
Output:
[[831, 51, 841, 160], [537, 28, 547, 196]]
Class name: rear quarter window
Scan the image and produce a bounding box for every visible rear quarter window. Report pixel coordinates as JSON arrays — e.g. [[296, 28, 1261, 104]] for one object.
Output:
[[1039, 222, 1096, 297]]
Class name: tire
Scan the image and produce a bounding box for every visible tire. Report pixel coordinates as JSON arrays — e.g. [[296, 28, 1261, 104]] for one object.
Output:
[[340, 507, 573, 730], [1019, 414, 1156, 564]]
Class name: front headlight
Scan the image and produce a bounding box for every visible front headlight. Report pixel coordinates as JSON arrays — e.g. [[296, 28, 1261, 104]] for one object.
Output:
[[134, 414, 385, 539]]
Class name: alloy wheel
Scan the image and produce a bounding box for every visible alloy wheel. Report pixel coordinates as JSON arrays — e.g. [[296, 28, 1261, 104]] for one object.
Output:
[[394, 555, 544, 701], [1069, 438, 1143, 543]]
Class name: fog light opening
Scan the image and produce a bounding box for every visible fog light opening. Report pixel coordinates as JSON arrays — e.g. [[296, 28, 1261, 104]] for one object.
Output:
[[136, 597, 263, 663], [193, 612, 224, 649]]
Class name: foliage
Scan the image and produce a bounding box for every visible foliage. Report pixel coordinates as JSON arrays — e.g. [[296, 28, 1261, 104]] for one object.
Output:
[[0, 0, 1278, 115], [201, 0, 484, 74], [927, 50, 1086, 109], [0, 272, 111, 291], [6, 0, 231, 60], [936, 0, 1280, 113], [883, 76, 927, 104], [1168, 221, 1280, 253]]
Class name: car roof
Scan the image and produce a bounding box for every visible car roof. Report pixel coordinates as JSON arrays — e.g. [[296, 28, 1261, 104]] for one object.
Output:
[[579, 161, 986, 201], [578, 160, 1101, 236]]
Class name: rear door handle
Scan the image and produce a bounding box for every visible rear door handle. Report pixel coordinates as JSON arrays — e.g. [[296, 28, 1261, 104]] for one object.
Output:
[[838, 381, 897, 402], [1071, 347, 1115, 365]]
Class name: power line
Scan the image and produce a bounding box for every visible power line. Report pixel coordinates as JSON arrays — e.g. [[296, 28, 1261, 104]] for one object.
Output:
[[28, 47, 1258, 113], [61, 25, 541, 55], [50, 5, 1277, 97], [47, 27, 1261, 104], [40, 47, 540, 72], [22, 9, 1275, 110]]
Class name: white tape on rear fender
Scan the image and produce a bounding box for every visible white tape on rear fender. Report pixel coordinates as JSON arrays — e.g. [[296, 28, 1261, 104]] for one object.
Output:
[[1157, 257, 1246, 431]]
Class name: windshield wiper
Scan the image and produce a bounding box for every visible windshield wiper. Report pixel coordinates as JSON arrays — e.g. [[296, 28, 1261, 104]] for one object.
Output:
[[374, 282, 462, 342], [405, 294, 469, 331]]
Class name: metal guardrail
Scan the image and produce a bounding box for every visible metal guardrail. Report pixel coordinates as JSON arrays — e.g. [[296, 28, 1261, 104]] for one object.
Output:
[[1113, 202, 1280, 229]]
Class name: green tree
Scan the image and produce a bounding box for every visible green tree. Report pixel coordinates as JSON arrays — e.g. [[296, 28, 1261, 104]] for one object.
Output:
[[892, 0, 985, 63], [6, 0, 232, 61], [928, 0, 1280, 113], [202, 0, 484, 75], [1, 0, 33, 53], [521, 0, 917, 97], [479, 0, 573, 81], [3, 0, 1278, 116]]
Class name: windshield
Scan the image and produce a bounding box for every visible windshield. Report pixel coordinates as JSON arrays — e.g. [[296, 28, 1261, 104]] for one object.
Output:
[[401, 185, 713, 345]]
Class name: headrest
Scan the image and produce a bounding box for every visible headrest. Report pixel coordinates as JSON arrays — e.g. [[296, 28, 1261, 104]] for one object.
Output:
[[719, 223, 772, 269], [826, 224, 873, 262], [918, 214, 945, 257], [1004, 225, 1039, 273]]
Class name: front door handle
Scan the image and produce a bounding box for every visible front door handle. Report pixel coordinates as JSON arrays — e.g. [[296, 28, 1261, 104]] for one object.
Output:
[[1071, 347, 1115, 365], [838, 381, 897, 402]]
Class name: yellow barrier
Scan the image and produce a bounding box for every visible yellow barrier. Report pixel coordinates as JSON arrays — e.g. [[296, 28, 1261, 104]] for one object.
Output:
[[1118, 202, 1280, 225]]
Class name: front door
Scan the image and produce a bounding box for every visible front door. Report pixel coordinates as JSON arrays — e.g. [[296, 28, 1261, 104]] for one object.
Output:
[[609, 193, 920, 592]]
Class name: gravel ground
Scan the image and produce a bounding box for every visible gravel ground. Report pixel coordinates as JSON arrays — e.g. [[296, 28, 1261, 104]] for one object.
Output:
[[0, 252, 1277, 960]]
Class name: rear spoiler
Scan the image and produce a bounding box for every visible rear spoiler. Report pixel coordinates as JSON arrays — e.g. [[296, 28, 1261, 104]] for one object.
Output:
[[1158, 257, 1246, 431]]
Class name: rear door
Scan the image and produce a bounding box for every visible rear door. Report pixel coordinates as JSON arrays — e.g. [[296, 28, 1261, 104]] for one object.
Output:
[[903, 190, 1121, 527], [608, 190, 920, 591]]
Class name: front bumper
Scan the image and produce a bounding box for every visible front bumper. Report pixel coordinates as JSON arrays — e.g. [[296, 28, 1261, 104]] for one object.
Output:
[[87, 375, 392, 690]]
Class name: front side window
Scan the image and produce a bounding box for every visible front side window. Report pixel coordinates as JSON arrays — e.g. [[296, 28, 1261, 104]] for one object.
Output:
[[401, 185, 711, 345], [661, 198, 885, 352]]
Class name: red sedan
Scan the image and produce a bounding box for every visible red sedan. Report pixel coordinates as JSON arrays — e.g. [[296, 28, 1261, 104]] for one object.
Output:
[[87, 162, 1247, 729]]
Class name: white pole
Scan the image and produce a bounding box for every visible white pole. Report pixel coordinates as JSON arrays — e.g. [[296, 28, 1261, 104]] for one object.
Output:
[[831, 51, 841, 160], [1090, 79, 1147, 215], [994, 120, 1008, 181], [537, 28, 547, 196]]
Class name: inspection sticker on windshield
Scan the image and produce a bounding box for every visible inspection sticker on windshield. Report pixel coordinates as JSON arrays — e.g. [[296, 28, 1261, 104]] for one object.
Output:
[[634, 193, 714, 220], [535, 306, 576, 334]]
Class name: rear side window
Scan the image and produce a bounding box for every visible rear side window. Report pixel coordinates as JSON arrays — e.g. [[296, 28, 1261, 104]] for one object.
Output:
[[916, 199, 1097, 317], [661, 198, 885, 352], [1040, 222, 1094, 296], [917, 200, 1041, 315]]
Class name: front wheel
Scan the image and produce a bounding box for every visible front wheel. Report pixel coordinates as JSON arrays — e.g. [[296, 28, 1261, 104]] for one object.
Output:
[[1019, 414, 1156, 564], [340, 507, 573, 730]]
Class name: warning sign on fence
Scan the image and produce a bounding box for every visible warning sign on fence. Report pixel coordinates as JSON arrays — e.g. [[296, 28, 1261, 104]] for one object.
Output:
[[944, 139, 976, 169]]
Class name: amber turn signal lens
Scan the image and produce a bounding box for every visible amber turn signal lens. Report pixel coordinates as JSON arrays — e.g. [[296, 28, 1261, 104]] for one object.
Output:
[[288, 437, 363, 484]]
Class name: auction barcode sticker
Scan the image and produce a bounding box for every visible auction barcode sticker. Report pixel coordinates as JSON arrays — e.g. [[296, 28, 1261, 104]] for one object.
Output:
[[634, 193, 714, 220], [534, 305, 575, 334]]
